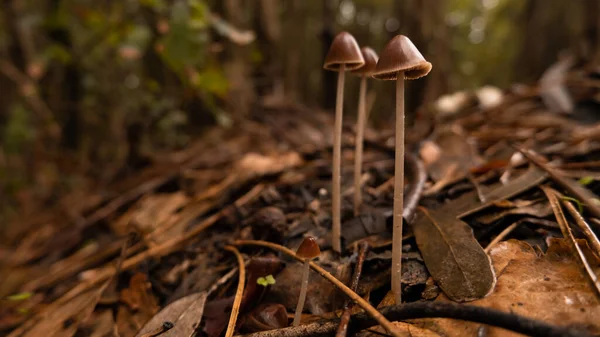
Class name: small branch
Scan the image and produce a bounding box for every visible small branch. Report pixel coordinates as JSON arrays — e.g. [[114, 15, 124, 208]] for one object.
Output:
[[224, 246, 246, 337], [541, 185, 600, 296], [236, 302, 589, 337], [233, 240, 403, 337], [335, 241, 369, 337], [562, 199, 600, 255], [484, 221, 520, 253], [516, 145, 600, 221]]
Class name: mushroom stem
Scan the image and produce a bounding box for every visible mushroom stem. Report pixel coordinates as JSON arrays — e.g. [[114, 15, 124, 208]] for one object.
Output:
[[353, 75, 367, 216], [332, 63, 345, 253], [392, 71, 405, 305], [293, 259, 311, 326]]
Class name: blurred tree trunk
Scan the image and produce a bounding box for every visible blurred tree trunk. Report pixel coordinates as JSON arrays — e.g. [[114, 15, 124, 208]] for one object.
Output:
[[254, 0, 282, 99], [583, 0, 600, 63], [516, 0, 582, 83], [321, 0, 335, 110], [224, 0, 255, 117]]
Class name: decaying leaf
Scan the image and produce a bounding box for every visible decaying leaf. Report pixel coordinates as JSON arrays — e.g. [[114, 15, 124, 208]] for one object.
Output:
[[413, 207, 496, 302], [135, 292, 208, 337], [111, 192, 188, 236], [357, 321, 440, 337], [453, 166, 548, 218], [412, 239, 600, 337], [117, 273, 160, 336]]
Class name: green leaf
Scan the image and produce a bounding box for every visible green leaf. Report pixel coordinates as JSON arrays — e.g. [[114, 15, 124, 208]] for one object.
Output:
[[257, 274, 276, 286], [257, 277, 267, 286], [264, 275, 276, 285], [7, 292, 33, 301], [579, 176, 595, 186]]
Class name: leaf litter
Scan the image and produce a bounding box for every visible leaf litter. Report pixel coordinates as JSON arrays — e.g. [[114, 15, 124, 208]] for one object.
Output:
[[3, 60, 600, 337]]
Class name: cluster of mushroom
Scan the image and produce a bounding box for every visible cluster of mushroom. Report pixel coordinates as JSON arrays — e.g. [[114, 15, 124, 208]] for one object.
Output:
[[324, 32, 432, 305]]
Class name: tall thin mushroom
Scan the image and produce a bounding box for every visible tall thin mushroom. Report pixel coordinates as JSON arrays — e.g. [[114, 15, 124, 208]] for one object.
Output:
[[324, 32, 365, 253], [351, 47, 378, 216], [372, 35, 431, 304]]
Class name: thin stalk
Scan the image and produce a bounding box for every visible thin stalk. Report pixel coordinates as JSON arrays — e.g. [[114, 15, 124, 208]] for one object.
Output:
[[332, 64, 346, 253], [292, 260, 311, 326], [392, 72, 405, 305], [353, 76, 367, 216], [224, 245, 246, 337]]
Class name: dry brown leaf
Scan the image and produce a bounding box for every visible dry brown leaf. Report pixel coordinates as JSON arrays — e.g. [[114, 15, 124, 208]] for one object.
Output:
[[413, 207, 496, 302], [412, 239, 600, 337], [117, 273, 160, 336], [111, 192, 188, 236], [358, 321, 440, 337], [135, 292, 208, 337], [236, 152, 303, 179]]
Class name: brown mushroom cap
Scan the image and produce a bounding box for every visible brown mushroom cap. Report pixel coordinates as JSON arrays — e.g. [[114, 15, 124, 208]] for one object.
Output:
[[324, 32, 365, 72], [373, 35, 432, 80], [296, 237, 321, 259], [351, 47, 379, 76]]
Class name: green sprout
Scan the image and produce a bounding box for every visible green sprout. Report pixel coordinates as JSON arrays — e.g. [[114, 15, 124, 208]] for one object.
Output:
[[579, 176, 595, 186], [257, 275, 276, 287], [561, 196, 585, 213], [6, 292, 33, 301]]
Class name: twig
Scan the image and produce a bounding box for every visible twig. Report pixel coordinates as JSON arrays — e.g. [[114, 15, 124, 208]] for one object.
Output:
[[224, 246, 246, 337], [541, 185, 600, 296], [335, 241, 369, 337], [484, 221, 520, 253], [516, 145, 600, 221], [562, 199, 600, 255], [233, 240, 403, 337], [236, 302, 588, 337]]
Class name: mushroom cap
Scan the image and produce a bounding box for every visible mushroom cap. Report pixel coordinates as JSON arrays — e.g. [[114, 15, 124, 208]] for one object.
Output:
[[324, 32, 365, 72], [296, 236, 321, 259], [373, 35, 432, 80], [351, 47, 379, 76]]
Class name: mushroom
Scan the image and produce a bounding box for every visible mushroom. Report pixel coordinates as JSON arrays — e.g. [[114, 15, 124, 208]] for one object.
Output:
[[292, 236, 321, 326], [324, 32, 365, 253], [373, 35, 431, 304], [351, 47, 379, 216]]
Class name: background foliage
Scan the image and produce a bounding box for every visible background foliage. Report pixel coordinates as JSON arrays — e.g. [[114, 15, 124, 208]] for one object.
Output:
[[0, 0, 598, 224]]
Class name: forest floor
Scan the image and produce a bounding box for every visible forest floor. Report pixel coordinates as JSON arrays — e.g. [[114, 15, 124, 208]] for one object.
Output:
[[2, 60, 600, 337]]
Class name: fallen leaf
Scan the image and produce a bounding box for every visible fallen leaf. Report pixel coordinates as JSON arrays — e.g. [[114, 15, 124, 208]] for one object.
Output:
[[135, 292, 207, 337], [412, 239, 600, 337], [241, 303, 288, 332], [111, 192, 188, 236], [413, 207, 496, 302], [358, 321, 440, 337], [452, 166, 548, 218], [117, 273, 160, 336], [476, 200, 552, 225]]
